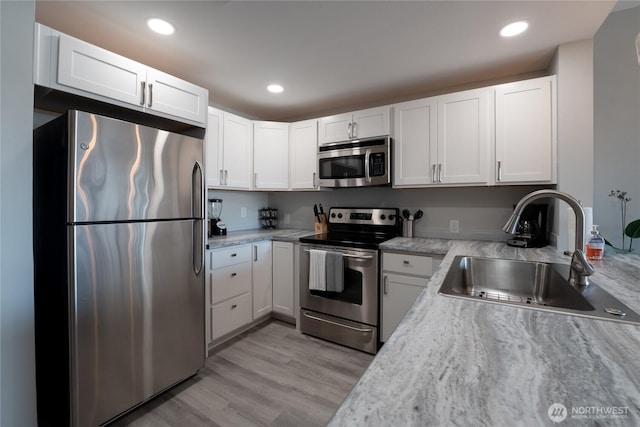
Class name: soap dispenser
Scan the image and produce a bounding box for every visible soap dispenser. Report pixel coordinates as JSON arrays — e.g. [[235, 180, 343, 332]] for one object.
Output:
[[585, 224, 605, 260]]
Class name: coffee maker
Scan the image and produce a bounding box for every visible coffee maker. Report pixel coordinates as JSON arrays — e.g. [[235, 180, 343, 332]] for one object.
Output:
[[208, 198, 227, 237], [506, 203, 549, 248]]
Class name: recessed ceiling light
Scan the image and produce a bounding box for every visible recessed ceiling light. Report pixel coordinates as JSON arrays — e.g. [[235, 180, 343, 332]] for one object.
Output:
[[146, 18, 175, 35], [267, 84, 284, 94], [500, 21, 528, 37]]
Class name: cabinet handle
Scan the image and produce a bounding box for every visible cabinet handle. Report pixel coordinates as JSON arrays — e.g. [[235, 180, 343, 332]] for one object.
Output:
[[383, 275, 389, 295], [352, 122, 358, 139], [254, 172, 258, 188], [147, 83, 153, 107], [230, 253, 237, 257], [432, 164, 437, 183], [497, 160, 503, 181], [438, 163, 443, 183], [253, 246, 258, 262], [224, 170, 228, 186], [140, 81, 146, 105], [219, 169, 224, 185], [231, 304, 237, 309], [231, 272, 237, 277], [312, 172, 317, 188]]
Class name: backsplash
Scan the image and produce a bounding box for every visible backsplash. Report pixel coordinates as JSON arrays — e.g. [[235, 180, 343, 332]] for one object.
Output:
[[212, 185, 554, 241]]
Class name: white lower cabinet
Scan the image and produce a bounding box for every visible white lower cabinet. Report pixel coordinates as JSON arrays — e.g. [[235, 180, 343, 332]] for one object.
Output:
[[207, 245, 253, 346], [252, 242, 273, 319], [272, 241, 295, 318], [381, 252, 442, 342]]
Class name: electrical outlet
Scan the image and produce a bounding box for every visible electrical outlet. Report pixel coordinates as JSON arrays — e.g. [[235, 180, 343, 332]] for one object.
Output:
[[450, 220, 459, 233], [241, 207, 247, 218], [284, 213, 291, 224]]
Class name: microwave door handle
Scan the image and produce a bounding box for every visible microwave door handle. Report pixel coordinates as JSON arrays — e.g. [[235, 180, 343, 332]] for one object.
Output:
[[364, 150, 371, 183]]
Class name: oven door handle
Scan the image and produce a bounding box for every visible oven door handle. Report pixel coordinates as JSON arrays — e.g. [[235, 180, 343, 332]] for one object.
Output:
[[302, 311, 374, 333], [303, 249, 373, 260], [364, 149, 371, 183]]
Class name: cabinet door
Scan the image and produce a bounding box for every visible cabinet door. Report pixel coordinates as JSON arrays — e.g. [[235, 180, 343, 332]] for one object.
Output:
[[437, 88, 490, 185], [381, 274, 426, 342], [495, 76, 555, 184], [253, 121, 289, 189], [393, 98, 437, 186], [290, 119, 319, 189], [57, 33, 146, 107], [352, 106, 391, 140], [272, 241, 294, 317], [206, 107, 224, 188], [146, 68, 208, 126], [318, 112, 352, 144], [252, 242, 273, 319], [222, 113, 253, 189]]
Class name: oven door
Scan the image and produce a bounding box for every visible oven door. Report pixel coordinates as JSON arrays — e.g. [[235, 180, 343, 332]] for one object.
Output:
[[299, 244, 378, 326], [317, 137, 390, 188]]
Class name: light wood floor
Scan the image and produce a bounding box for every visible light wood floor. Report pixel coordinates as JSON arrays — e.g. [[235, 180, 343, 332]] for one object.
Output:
[[112, 320, 374, 427]]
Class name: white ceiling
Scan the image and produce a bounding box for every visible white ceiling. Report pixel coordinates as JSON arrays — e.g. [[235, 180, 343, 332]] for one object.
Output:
[[36, 0, 620, 121]]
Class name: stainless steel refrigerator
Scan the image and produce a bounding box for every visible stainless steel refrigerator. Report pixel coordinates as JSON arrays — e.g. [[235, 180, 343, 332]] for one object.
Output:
[[33, 110, 205, 426]]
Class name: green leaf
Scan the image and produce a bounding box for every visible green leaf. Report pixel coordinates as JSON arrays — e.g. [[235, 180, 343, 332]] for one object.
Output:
[[624, 219, 640, 239]]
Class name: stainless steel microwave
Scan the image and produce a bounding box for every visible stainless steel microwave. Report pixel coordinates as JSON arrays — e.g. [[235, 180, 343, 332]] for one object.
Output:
[[317, 137, 391, 188]]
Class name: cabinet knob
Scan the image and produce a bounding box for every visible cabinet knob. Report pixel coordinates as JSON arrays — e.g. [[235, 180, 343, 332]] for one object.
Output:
[[403, 260, 410, 265], [231, 304, 237, 309], [230, 253, 237, 257], [231, 272, 237, 277]]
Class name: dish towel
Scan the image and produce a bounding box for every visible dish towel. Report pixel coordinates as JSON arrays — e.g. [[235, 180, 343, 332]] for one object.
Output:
[[325, 251, 344, 293], [309, 249, 327, 291]]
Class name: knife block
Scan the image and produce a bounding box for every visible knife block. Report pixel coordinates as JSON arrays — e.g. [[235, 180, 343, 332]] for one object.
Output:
[[314, 213, 328, 234]]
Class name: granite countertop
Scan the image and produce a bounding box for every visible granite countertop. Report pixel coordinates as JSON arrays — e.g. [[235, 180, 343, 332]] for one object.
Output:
[[206, 228, 314, 249], [330, 240, 640, 426]]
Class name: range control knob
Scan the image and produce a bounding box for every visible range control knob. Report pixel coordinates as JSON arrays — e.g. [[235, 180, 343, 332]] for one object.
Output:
[[380, 214, 386, 220], [337, 213, 343, 219], [389, 214, 395, 220], [331, 213, 336, 218]]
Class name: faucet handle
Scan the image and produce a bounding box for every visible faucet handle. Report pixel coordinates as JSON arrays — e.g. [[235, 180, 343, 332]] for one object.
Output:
[[569, 250, 595, 287]]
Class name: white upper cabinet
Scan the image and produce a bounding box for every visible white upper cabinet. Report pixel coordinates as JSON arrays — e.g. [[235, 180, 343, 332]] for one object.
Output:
[[35, 23, 208, 127], [222, 113, 254, 189], [394, 88, 491, 187], [289, 119, 319, 190], [318, 106, 390, 144], [253, 121, 290, 189], [205, 107, 224, 188], [494, 76, 556, 184], [437, 88, 491, 185], [144, 68, 209, 125], [393, 97, 437, 186], [57, 33, 147, 107]]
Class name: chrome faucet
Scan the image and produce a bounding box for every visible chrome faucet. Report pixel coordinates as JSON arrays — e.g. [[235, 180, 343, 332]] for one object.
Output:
[[503, 189, 595, 287]]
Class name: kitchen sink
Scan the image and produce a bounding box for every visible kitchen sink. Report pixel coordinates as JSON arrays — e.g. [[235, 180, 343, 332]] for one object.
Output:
[[438, 256, 640, 325]]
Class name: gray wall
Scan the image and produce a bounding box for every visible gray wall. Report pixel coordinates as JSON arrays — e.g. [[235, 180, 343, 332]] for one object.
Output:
[[0, 1, 38, 426], [594, 6, 640, 250], [207, 189, 269, 231], [268, 186, 549, 240]]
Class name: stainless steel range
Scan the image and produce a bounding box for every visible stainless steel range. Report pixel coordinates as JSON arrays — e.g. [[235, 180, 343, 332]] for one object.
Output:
[[299, 207, 401, 354]]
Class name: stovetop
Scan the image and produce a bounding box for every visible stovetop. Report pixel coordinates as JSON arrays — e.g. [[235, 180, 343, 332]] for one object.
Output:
[[299, 207, 401, 250]]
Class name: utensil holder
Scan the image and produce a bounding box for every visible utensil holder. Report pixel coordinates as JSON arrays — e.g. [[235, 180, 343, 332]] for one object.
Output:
[[403, 219, 414, 238], [314, 213, 328, 234]]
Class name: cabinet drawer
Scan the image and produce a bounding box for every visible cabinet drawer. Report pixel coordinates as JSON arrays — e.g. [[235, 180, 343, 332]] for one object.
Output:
[[383, 252, 438, 277], [211, 263, 251, 304], [210, 245, 251, 270], [211, 293, 252, 340]]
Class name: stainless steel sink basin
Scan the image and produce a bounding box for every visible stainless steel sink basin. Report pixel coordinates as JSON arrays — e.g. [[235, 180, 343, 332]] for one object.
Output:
[[438, 256, 640, 325]]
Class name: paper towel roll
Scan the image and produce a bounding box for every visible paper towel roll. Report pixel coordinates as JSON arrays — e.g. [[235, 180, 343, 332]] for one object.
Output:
[[567, 207, 592, 252]]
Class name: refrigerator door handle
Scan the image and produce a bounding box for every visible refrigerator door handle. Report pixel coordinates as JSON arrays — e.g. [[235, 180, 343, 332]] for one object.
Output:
[[192, 161, 204, 275], [192, 161, 204, 218], [193, 220, 203, 275]]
